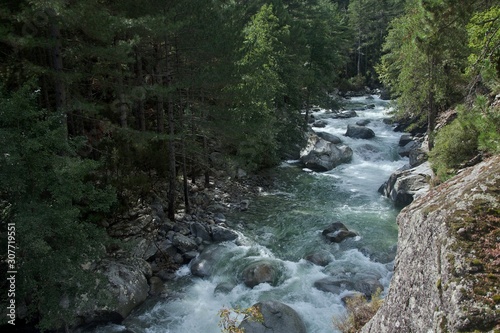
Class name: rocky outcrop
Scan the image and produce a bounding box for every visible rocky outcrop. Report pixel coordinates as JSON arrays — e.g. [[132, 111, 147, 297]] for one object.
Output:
[[300, 133, 353, 171], [361, 155, 500, 333], [239, 300, 307, 333]]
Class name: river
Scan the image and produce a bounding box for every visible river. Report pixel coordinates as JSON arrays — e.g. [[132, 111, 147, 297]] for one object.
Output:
[[95, 95, 407, 333]]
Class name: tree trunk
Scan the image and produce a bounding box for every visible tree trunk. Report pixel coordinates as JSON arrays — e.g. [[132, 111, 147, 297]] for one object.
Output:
[[427, 55, 437, 151], [165, 36, 176, 221], [136, 53, 146, 131], [156, 45, 165, 133]]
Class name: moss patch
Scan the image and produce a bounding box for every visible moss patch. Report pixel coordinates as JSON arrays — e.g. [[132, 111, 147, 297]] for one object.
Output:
[[446, 177, 500, 332]]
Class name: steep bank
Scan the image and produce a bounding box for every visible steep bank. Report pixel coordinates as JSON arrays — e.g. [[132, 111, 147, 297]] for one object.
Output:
[[361, 155, 500, 333]]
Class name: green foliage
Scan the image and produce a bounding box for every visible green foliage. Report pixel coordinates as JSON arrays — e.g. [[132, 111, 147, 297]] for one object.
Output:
[[429, 95, 500, 179], [378, 0, 472, 139], [218, 305, 264, 333], [333, 289, 383, 333], [466, 6, 500, 94], [429, 114, 478, 180], [0, 84, 116, 330], [347, 0, 405, 85]]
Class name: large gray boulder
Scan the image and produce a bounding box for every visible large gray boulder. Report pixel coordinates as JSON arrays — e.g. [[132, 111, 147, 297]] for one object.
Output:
[[76, 258, 151, 326], [211, 225, 238, 242], [189, 245, 226, 277], [300, 134, 353, 172], [239, 300, 307, 333], [316, 131, 342, 144], [361, 155, 500, 333], [345, 125, 375, 139], [172, 233, 198, 253], [378, 162, 433, 208]]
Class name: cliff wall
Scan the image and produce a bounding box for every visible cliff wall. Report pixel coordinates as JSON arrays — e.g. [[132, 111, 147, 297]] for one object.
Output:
[[361, 155, 500, 333]]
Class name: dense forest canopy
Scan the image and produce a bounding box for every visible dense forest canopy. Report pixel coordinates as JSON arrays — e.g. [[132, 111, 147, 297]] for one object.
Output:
[[0, 0, 498, 330]]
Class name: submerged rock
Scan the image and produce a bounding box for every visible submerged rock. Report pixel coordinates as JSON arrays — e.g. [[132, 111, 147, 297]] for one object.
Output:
[[314, 276, 383, 299], [241, 260, 282, 288], [239, 300, 307, 333], [304, 250, 333, 266], [322, 222, 358, 243]]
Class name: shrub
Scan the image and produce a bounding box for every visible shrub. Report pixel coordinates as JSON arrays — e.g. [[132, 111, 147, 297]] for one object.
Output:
[[429, 95, 500, 180], [429, 115, 478, 180], [218, 305, 264, 333], [333, 289, 383, 333]]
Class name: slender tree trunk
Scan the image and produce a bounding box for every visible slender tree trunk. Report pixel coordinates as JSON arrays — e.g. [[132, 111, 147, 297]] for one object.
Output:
[[156, 45, 165, 133], [201, 92, 210, 188], [427, 54, 437, 150], [165, 36, 176, 221], [179, 90, 190, 214], [136, 53, 146, 131]]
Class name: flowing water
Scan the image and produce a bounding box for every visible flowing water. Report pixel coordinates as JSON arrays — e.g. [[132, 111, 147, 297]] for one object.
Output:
[[95, 95, 407, 333]]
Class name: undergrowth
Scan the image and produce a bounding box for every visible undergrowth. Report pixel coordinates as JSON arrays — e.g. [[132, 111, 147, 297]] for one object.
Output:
[[333, 289, 383, 333]]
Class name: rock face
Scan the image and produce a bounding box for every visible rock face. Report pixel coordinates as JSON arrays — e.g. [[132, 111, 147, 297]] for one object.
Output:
[[361, 156, 500, 333], [300, 133, 353, 171], [239, 300, 307, 333]]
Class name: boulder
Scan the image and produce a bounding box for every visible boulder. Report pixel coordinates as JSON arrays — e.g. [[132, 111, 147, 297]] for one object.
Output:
[[322, 222, 358, 243], [131, 238, 159, 261], [345, 125, 375, 139], [314, 276, 383, 299], [338, 110, 358, 118], [241, 260, 282, 288], [190, 222, 212, 242], [239, 300, 307, 333], [398, 133, 413, 147], [172, 233, 198, 253], [398, 140, 420, 158], [189, 245, 226, 277], [304, 251, 333, 266], [356, 119, 371, 126], [77, 258, 151, 326], [316, 131, 342, 144], [300, 134, 353, 172], [379, 162, 434, 208], [409, 148, 428, 167], [312, 120, 328, 128], [211, 225, 238, 242], [214, 281, 236, 294]]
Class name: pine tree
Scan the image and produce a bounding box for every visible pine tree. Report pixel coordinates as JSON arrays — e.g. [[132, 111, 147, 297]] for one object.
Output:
[[0, 84, 116, 330]]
